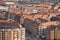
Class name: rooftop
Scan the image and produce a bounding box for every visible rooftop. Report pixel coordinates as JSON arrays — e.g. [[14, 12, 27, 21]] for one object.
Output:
[[0, 19, 19, 29]]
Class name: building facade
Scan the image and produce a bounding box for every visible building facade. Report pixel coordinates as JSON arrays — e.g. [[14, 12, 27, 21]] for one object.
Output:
[[0, 20, 25, 40]]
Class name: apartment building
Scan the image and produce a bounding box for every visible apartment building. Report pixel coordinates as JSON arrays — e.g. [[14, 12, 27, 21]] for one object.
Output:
[[0, 19, 25, 40], [41, 21, 60, 40], [23, 3, 51, 11], [23, 17, 60, 40], [9, 10, 60, 24], [23, 17, 48, 36], [21, 3, 59, 14]]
